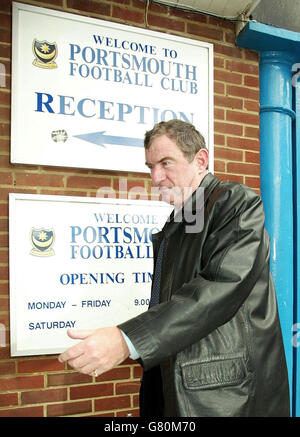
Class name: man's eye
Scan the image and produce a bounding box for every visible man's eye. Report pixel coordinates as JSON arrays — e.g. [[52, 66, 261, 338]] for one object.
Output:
[[162, 161, 171, 167]]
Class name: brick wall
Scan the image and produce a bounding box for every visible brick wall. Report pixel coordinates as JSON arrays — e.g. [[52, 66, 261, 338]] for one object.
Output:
[[0, 0, 260, 417]]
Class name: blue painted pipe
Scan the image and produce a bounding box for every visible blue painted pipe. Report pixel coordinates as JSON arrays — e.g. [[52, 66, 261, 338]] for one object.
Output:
[[259, 51, 295, 402]]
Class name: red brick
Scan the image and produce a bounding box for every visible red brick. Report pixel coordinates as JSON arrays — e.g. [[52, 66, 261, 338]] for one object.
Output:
[[18, 358, 65, 374], [67, 0, 110, 16], [227, 85, 259, 101], [0, 392, 18, 407], [216, 173, 244, 184], [245, 177, 261, 190], [187, 22, 223, 41], [41, 0, 63, 5], [0, 265, 8, 279], [214, 95, 243, 110], [214, 108, 224, 120], [0, 217, 8, 231], [244, 75, 259, 88], [0, 171, 12, 184], [0, 296, 8, 311], [115, 382, 140, 395], [214, 81, 225, 95], [214, 57, 225, 68], [0, 375, 44, 391], [48, 372, 92, 387], [133, 393, 139, 407], [147, 14, 185, 32], [133, 365, 143, 379], [0, 1, 13, 14], [214, 121, 243, 136], [113, 178, 146, 192], [214, 70, 242, 85], [0, 155, 12, 168], [0, 44, 10, 59], [21, 388, 67, 405], [0, 138, 9, 152], [245, 126, 260, 139], [245, 50, 259, 62], [112, 5, 144, 24], [214, 43, 243, 59], [96, 366, 130, 382], [245, 151, 260, 164], [70, 383, 113, 400], [0, 406, 44, 417], [226, 60, 259, 75], [170, 8, 207, 23], [0, 12, 11, 28], [214, 147, 243, 162], [146, 1, 169, 14], [0, 28, 10, 44], [0, 123, 9, 137], [214, 160, 225, 172], [0, 90, 10, 105], [227, 162, 260, 176], [0, 233, 8, 247], [224, 32, 235, 45], [95, 395, 131, 412], [214, 134, 225, 146], [0, 106, 10, 121], [0, 361, 15, 374], [244, 100, 260, 112], [227, 136, 260, 151], [67, 175, 111, 189], [208, 16, 234, 31], [15, 173, 64, 188], [47, 400, 92, 417], [226, 110, 259, 126], [0, 282, 8, 296]]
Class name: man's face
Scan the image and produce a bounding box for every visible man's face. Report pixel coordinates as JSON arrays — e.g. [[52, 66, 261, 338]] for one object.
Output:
[[145, 134, 205, 208]]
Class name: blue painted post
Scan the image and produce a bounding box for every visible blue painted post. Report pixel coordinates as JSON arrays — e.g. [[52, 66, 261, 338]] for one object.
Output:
[[294, 75, 300, 416], [259, 51, 295, 402]]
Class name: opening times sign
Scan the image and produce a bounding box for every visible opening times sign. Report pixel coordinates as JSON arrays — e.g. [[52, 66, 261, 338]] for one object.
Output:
[[9, 194, 172, 356], [11, 2, 214, 173]]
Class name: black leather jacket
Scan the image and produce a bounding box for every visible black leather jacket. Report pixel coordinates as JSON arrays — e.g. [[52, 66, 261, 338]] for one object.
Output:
[[119, 173, 290, 417]]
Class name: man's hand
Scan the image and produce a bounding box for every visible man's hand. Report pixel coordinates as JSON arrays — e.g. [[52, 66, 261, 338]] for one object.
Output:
[[58, 327, 130, 377]]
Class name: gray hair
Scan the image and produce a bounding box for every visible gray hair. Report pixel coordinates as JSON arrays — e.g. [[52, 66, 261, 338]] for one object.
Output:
[[144, 119, 207, 162]]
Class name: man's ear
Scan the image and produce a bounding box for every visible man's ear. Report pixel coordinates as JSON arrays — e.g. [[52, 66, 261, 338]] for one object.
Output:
[[195, 148, 209, 173]]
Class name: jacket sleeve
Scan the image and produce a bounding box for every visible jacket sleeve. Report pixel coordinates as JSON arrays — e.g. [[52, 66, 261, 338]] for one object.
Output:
[[118, 184, 269, 370]]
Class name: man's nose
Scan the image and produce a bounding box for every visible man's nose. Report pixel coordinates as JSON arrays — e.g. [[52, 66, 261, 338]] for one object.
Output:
[[151, 166, 166, 185]]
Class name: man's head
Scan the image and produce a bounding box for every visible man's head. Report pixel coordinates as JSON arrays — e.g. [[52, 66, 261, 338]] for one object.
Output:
[[145, 120, 209, 208], [144, 119, 207, 162]]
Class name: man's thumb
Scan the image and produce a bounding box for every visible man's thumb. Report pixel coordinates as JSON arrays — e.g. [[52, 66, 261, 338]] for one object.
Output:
[[67, 329, 94, 339]]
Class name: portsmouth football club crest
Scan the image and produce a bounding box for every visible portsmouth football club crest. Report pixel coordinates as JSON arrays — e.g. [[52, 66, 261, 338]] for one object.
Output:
[[30, 228, 55, 256], [32, 39, 57, 69]]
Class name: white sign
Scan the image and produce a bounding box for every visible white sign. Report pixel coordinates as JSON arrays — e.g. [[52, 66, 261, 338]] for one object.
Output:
[[11, 2, 214, 173], [9, 193, 172, 356]]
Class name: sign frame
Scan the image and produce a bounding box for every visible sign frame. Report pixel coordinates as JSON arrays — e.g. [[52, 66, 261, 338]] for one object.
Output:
[[9, 192, 172, 357], [11, 2, 214, 173]]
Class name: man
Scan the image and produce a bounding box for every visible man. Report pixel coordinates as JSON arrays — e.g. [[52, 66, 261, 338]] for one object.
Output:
[[59, 120, 290, 417]]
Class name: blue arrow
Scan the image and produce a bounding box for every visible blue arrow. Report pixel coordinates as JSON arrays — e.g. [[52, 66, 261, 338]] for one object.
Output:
[[73, 131, 144, 148]]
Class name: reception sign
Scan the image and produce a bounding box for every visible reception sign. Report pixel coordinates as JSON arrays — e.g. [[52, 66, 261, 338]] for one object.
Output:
[[9, 193, 172, 356], [11, 2, 214, 172]]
